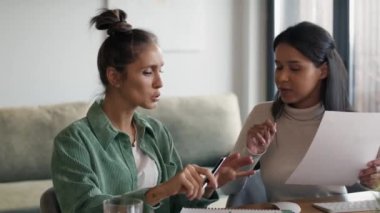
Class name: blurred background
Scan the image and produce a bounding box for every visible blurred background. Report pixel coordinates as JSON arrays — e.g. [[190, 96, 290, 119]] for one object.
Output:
[[0, 0, 379, 120]]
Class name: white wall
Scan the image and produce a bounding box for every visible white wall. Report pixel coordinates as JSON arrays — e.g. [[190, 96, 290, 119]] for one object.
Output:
[[0, 0, 105, 106], [0, 0, 267, 118], [233, 0, 268, 119]]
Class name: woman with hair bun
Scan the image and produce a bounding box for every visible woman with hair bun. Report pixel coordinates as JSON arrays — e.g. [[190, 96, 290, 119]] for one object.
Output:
[[51, 9, 253, 213]]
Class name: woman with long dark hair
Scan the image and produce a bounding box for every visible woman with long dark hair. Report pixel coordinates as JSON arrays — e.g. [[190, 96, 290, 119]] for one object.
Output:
[[222, 21, 379, 201]]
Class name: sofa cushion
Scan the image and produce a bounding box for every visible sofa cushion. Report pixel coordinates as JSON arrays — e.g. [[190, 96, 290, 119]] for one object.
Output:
[[0, 102, 89, 182], [138, 93, 242, 167], [0, 180, 52, 212]]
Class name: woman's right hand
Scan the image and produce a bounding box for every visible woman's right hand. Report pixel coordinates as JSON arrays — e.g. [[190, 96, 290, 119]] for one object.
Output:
[[167, 164, 217, 200], [146, 164, 216, 205], [246, 119, 277, 155]]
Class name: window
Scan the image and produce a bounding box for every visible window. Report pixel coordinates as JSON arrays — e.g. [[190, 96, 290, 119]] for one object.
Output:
[[274, 0, 332, 35], [351, 0, 380, 112]]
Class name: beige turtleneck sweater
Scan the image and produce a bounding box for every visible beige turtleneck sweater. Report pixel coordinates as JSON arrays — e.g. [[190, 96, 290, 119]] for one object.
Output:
[[222, 101, 346, 201]]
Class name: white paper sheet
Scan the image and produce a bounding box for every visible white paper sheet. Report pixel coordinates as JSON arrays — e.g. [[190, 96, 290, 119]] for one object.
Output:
[[181, 208, 281, 213], [286, 111, 380, 185]]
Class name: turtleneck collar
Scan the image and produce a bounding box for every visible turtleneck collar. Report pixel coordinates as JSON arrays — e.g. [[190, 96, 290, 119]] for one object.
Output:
[[283, 103, 325, 121]]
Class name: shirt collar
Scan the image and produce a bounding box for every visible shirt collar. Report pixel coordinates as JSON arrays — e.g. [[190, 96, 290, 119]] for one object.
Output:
[[86, 99, 155, 149]]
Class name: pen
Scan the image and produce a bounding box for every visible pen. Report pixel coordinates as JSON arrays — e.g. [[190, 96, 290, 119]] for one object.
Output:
[[202, 156, 227, 190]]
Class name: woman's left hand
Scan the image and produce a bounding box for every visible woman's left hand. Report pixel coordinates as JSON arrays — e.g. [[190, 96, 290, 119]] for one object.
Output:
[[359, 158, 380, 190], [213, 152, 255, 188]]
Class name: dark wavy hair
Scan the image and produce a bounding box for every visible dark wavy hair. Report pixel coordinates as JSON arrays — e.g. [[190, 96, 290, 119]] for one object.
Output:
[[90, 9, 157, 87], [271, 21, 352, 120]]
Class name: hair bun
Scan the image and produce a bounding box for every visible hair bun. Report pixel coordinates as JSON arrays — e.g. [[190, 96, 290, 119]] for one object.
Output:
[[90, 9, 133, 36], [107, 20, 132, 36]]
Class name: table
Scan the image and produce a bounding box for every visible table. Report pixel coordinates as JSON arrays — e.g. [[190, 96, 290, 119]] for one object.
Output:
[[239, 191, 380, 213]]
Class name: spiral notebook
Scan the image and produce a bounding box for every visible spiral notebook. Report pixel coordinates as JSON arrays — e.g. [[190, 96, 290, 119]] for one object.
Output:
[[181, 208, 286, 213]]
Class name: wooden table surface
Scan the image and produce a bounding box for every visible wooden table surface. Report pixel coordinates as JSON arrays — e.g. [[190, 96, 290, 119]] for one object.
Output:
[[238, 191, 380, 213]]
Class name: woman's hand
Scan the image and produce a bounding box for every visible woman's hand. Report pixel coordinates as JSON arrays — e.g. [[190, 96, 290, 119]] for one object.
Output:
[[167, 164, 218, 199], [359, 158, 380, 190], [213, 153, 255, 188], [246, 119, 277, 155], [146, 164, 217, 205]]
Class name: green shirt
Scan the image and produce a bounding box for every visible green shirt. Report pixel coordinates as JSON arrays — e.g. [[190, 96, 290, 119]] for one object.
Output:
[[51, 100, 217, 213]]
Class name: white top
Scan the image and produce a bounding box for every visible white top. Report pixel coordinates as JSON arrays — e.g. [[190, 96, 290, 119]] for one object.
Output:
[[132, 144, 159, 189], [222, 101, 346, 201]]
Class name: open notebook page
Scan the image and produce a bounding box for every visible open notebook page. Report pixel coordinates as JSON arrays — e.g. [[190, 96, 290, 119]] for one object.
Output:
[[181, 208, 287, 213]]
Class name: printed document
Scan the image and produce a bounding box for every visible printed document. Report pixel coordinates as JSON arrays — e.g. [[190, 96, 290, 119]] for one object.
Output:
[[286, 111, 380, 185]]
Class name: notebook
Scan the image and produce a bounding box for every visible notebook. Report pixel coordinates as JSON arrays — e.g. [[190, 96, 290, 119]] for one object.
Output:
[[180, 208, 287, 213], [312, 199, 380, 213]]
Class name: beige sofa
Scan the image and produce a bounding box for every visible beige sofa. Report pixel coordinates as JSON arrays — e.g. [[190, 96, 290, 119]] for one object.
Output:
[[0, 94, 242, 213]]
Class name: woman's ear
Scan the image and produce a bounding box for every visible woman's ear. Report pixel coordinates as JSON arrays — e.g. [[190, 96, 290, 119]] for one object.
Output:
[[320, 63, 328, 79], [106, 67, 121, 88]]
